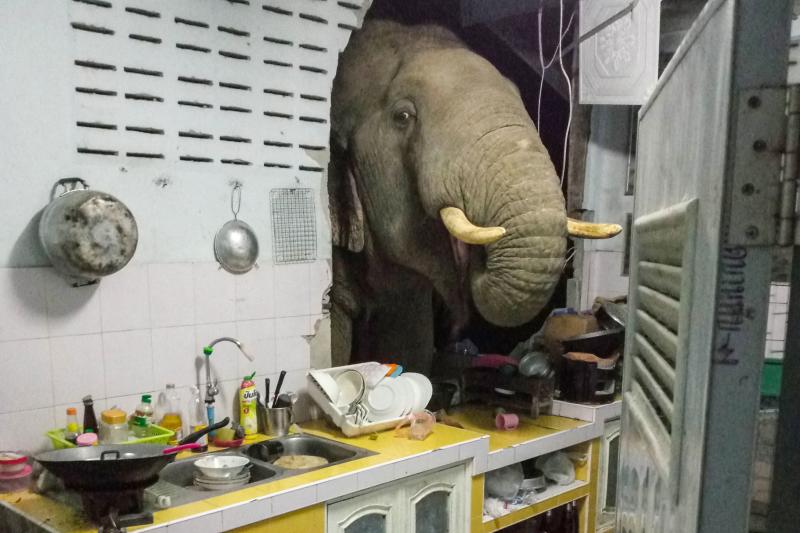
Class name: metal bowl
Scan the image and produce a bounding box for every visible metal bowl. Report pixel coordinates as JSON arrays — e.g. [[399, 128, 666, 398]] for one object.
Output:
[[214, 219, 259, 274]]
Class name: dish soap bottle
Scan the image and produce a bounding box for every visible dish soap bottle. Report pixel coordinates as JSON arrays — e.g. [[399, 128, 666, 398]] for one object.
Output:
[[239, 372, 258, 440]]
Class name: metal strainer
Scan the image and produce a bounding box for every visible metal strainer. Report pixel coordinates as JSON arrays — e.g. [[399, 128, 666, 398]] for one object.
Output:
[[214, 183, 259, 274]]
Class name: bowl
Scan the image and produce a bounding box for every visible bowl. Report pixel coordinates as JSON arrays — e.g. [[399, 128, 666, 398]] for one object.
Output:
[[0, 452, 27, 475], [193, 455, 251, 479], [335, 369, 365, 408], [310, 371, 340, 404]]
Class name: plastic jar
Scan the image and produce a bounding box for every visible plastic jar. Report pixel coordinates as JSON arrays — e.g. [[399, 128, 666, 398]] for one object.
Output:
[[99, 408, 129, 444]]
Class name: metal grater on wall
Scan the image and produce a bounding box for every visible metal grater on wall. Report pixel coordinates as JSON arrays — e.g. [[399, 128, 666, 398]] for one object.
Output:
[[270, 188, 317, 263]]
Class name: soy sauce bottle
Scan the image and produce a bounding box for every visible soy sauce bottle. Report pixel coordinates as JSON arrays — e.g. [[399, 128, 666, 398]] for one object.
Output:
[[82, 395, 99, 435]]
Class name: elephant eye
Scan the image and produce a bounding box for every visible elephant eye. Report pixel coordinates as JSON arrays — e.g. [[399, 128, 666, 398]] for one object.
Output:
[[392, 108, 415, 127]]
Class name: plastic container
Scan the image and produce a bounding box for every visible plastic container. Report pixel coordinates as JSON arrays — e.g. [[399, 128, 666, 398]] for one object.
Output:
[[0, 452, 27, 475], [64, 407, 80, 444], [132, 416, 149, 438], [239, 372, 258, 439], [99, 407, 129, 444], [76, 432, 98, 447], [82, 395, 98, 435], [0, 465, 32, 493]]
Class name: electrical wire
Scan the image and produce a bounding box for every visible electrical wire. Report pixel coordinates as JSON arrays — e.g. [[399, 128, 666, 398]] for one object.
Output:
[[558, 0, 573, 187], [535, 4, 575, 129]]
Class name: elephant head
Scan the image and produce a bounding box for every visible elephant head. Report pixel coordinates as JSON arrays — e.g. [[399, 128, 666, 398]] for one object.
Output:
[[329, 20, 618, 361]]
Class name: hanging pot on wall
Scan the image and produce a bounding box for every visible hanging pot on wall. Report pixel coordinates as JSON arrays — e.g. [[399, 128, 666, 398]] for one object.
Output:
[[39, 178, 138, 284]]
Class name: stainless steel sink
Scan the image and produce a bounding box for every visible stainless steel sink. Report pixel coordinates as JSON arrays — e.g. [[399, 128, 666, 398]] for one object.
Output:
[[145, 433, 375, 507], [242, 433, 373, 469], [158, 456, 278, 487]]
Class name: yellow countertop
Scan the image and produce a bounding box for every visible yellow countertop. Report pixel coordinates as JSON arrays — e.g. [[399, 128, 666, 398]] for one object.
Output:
[[0, 419, 486, 532], [446, 406, 591, 452]]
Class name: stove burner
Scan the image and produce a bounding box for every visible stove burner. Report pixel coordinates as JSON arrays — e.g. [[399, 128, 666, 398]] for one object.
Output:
[[76, 476, 156, 530]]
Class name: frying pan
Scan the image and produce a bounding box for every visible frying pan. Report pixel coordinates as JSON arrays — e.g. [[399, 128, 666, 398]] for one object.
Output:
[[35, 417, 230, 491]]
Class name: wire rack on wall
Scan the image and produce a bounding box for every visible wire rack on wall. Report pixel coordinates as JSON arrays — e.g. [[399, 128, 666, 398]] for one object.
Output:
[[270, 188, 317, 264]]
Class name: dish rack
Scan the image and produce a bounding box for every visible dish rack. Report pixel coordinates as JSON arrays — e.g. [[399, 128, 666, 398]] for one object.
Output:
[[46, 424, 174, 449], [307, 363, 408, 437]]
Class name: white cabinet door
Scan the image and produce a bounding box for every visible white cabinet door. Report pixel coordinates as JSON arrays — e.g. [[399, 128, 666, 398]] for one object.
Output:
[[326, 465, 468, 533], [327, 483, 400, 533], [403, 465, 468, 533]]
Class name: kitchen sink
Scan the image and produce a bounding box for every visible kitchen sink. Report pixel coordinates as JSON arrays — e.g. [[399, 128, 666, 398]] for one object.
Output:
[[243, 433, 372, 468], [143, 433, 375, 507], [158, 456, 278, 487]]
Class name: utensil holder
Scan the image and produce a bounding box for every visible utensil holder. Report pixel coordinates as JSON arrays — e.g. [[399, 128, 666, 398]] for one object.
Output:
[[265, 407, 293, 437]]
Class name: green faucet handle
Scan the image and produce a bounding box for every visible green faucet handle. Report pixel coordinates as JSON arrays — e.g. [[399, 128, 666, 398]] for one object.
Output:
[[203, 346, 213, 356]]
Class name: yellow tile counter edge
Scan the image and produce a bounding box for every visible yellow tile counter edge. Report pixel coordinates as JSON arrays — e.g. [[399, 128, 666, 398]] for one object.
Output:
[[0, 405, 604, 532], [0, 421, 489, 533]]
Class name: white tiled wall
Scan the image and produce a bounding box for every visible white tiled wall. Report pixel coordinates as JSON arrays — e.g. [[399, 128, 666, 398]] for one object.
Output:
[[0, 260, 328, 453]]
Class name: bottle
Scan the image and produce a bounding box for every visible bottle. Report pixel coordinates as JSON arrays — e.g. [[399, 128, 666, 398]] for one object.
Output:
[[82, 395, 98, 435], [132, 394, 154, 426], [64, 407, 80, 444], [158, 384, 184, 444], [131, 416, 149, 438], [239, 372, 258, 439], [188, 386, 208, 452]]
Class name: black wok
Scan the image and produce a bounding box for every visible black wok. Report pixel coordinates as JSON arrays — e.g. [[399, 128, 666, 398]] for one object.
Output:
[[35, 417, 230, 491]]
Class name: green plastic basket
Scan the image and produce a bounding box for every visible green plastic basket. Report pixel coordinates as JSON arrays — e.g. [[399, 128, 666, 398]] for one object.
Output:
[[46, 424, 175, 449]]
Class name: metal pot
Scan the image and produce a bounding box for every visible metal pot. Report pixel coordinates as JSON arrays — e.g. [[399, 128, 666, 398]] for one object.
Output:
[[39, 178, 138, 284]]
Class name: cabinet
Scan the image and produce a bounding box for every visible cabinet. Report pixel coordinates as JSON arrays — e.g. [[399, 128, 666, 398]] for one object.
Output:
[[326, 464, 468, 533]]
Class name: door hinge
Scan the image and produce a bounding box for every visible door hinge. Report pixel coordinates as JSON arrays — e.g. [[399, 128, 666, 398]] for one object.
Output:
[[727, 88, 785, 246], [778, 85, 800, 246]]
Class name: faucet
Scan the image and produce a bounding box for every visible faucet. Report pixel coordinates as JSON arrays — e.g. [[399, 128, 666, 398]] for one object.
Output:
[[202, 337, 254, 431]]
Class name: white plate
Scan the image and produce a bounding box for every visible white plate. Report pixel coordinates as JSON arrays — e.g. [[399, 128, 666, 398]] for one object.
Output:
[[398, 373, 433, 412], [364, 377, 414, 422], [309, 370, 339, 404]]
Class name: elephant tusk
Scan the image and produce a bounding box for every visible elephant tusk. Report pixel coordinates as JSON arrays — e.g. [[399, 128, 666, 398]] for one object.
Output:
[[440, 207, 506, 245], [567, 218, 623, 239]]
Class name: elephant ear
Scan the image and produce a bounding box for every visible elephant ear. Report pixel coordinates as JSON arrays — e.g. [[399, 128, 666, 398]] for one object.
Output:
[[328, 144, 365, 253]]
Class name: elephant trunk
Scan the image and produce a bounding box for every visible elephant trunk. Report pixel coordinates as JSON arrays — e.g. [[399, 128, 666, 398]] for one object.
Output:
[[451, 126, 566, 327]]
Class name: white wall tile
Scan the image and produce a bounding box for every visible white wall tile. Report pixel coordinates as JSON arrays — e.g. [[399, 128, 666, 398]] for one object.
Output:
[[148, 263, 196, 328], [44, 269, 102, 337], [50, 334, 105, 404], [0, 267, 48, 342], [100, 264, 151, 332], [152, 326, 201, 390], [0, 407, 55, 453], [221, 500, 272, 531], [308, 260, 331, 315], [0, 338, 52, 413], [236, 319, 276, 377], [276, 336, 311, 372], [193, 263, 236, 325], [195, 322, 241, 383], [274, 263, 310, 317], [234, 264, 275, 321], [276, 316, 312, 338], [103, 330, 154, 398], [271, 485, 317, 516]]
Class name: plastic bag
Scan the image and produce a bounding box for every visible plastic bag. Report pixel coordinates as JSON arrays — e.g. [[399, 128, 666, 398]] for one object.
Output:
[[394, 410, 435, 440], [535, 452, 576, 485], [485, 463, 524, 499]]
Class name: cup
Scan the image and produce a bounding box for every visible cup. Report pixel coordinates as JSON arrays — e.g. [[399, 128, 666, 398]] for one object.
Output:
[[265, 407, 293, 437], [495, 412, 519, 430]]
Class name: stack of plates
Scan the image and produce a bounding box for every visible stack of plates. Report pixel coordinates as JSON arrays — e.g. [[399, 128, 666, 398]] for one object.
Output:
[[363, 372, 433, 423], [193, 469, 251, 491]]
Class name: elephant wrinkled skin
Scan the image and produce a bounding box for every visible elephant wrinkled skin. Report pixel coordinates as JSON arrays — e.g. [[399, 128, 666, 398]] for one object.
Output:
[[328, 20, 568, 373]]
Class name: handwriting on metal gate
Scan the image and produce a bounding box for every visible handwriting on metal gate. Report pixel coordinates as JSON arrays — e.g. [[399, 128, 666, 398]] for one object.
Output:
[[715, 246, 747, 365]]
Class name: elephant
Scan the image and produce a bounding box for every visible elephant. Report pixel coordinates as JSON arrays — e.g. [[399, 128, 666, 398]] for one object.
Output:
[[328, 20, 618, 373]]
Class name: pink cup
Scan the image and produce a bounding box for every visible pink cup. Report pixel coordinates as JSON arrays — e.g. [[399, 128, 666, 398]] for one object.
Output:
[[495, 413, 519, 430]]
